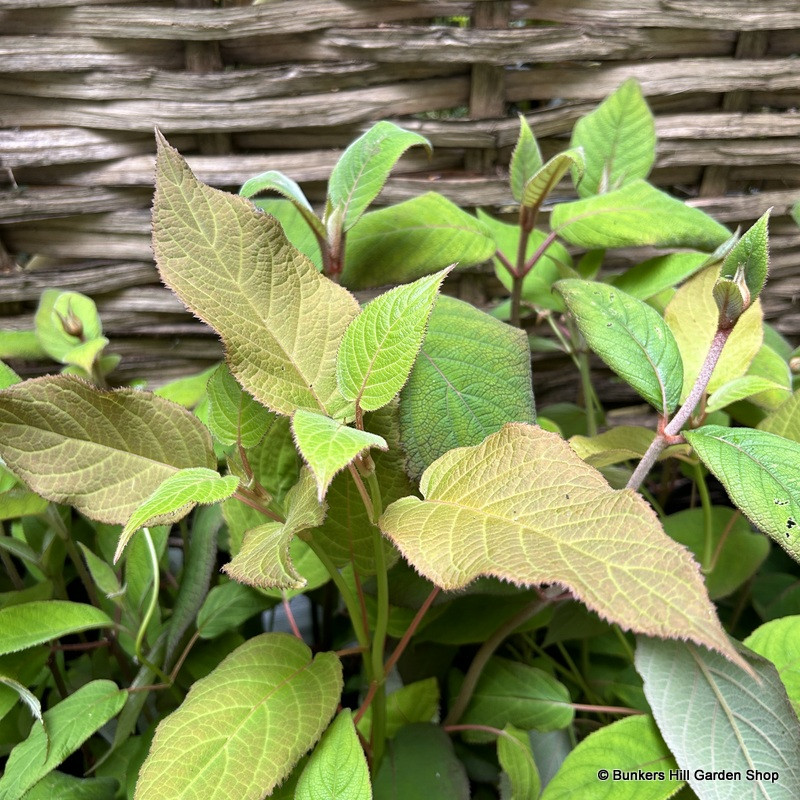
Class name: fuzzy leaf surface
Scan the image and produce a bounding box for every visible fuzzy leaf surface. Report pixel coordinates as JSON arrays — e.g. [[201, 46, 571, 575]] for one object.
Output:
[[521, 148, 585, 211], [719, 209, 770, 303], [570, 78, 656, 198], [135, 634, 342, 800], [510, 116, 543, 203], [551, 180, 730, 250], [0, 375, 215, 524], [295, 710, 371, 800], [292, 410, 387, 501], [556, 279, 682, 415], [380, 423, 741, 666], [206, 364, 275, 447], [342, 192, 495, 289], [498, 724, 540, 800], [153, 132, 359, 417], [685, 425, 800, 562], [636, 638, 800, 800], [744, 616, 800, 715], [400, 296, 535, 480]]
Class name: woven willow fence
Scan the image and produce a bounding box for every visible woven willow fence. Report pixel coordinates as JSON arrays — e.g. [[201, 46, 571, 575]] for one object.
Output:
[[1, 0, 799, 402]]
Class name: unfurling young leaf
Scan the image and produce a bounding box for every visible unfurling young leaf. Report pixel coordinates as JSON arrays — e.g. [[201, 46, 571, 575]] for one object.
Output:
[[510, 116, 543, 203], [521, 148, 585, 214], [498, 724, 541, 800]]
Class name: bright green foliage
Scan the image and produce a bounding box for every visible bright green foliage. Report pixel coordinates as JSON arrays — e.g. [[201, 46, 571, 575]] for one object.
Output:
[[521, 148, 585, 212], [0, 360, 20, 389], [498, 724, 540, 800], [380, 423, 742, 666], [195, 581, 273, 640], [373, 724, 469, 800], [686, 425, 800, 561], [295, 711, 371, 800], [611, 252, 707, 300], [400, 296, 536, 480], [540, 715, 680, 800], [0, 487, 49, 520], [20, 772, 119, 800], [718, 210, 770, 307], [665, 265, 763, 400], [510, 116, 543, 203], [706, 375, 786, 413], [78, 542, 122, 602], [357, 678, 440, 740], [342, 192, 495, 289], [327, 121, 431, 232], [135, 634, 342, 800], [570, 78, 656, 198], [556, 279, 683, 415], [0, 375, 215, 524], [0, 600, 113, 656], [153, 131, 360, 417], [154, 365, 216, 408], [206, 364, 275, 447], [744, 342, 793, 410], [551, 180, 730, 250], [744, 616, 800, 715], [636, 638, 800, 799], [240, 170, 325, 239], [116, 468, 238, 562], [570, 426, 687, 469], [0, 649, 48, 722], [292, 410, 387, 501], [338, 268, 450, 412], [0, 680, 126, 800], [255, 198, 324, 270], [460, 657, 573, 733], [759, 389, 800, 442], [224, 468, 326, 589], [0, 674, 41, 726]]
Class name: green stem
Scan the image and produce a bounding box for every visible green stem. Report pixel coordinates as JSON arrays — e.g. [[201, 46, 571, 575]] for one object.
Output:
[[611, 625, 635, 663], [566, 318, 599, 437], [46, 506, 102, 608], [134, 528, 170, 683], [693, 461, 715, 573]]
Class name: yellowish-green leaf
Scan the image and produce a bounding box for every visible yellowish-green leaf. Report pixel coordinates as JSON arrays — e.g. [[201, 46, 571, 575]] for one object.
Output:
[[34, 289, 104, 368], [570, 426, 689, 469], [337, 268, 451, 413], [759, 389, 800, 443], [0, 375, 215, 525], [206, 363, 275, 447], [116, 468, 238, 562], [296, 710, 371, 800], [153, 132, 360, 417], [154, 365, 216, 408], [0, 360, 21, 389], [510, 116, 543, 203], [521, 148, 585, 211], [134, 634, 342, 800], [744, 616, 800, 715], [498, 724, 541, 800], [223, 468, 326, 589], [292, 410, 387, 501], [356, 677, 439, 741], [706, 375, 786, 413], [664, 265, 763, 401], [745, 343, 792, 411], [380, 423, 743, 668]]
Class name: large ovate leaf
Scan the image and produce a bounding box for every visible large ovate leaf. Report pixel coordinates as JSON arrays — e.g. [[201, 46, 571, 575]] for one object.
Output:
[[338, 268, 450, 413], [665, 265, 763, 401], [0, 600, 113, 657], [255, 198, 323, 271], [292, 410, 387, 501], [636, 637, 800, 800], [570, 78, 656, 198], [719, 209, 770, 305], [295, 710, 371, 800], [134, 634, 342, 800], [195, 581, 274, 640], [0, 680, 127, 800], [380, 423, 742, 667], [685, 425, 800, 562], [556, 279, 683, 415], [540, 715, 681, 800], [342, 192, 495, 289], [550, 180, 730, 250], [706, 375, 785, 413], [223, 468, 326, 589], [153, 132, 360, 417], [19, 772, 119, 800], [610, 252, 707, 300], [498, 724, 541, 800], [521, 148, 585, 212], [206, 363, 275, 447], [328, 121, 431, 232], [0, 375, 215, 524], [759, 389, 800, 442], [400, 296, 536, 480], [744, 616, 800, 715], [116, 468, 238, 562], [510, 116, 543, 203]]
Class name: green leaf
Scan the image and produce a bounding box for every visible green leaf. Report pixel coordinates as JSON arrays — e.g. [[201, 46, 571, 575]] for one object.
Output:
[[556, 280, 683, 415], [551, 180, 730, 250], [461, 657, 572, 734], [0, 680, 126, 800], [498, 724, 540, 800], [400, 296, 535, 480], [357, 677, 440, 740], [706, 375, 786, 413], [636, 637, 800, 799], [20, 772, 119, 800], [570, 78, 656, 198], [540, 715, 680, 800], [240, 170, 325, 239], [0, 649, 48, 722], [744, 616, 800, 715], [153, 132, 360, 417], [685, 425, 800, 562], [223, 468, 326, 589], [521, 148, 585, 211], [745, 343, 792, 411], [296, 710, 371, 800], [134, 634, 342, 800], [116, 468, 237, 562], [0, 674, 42, 725], [206, 363, 275, 447], [254, 198, 324, 271], [719, 209, 770, 305], [0, 600, 113, 656], [373, 723, 469, 800], [610, 252, 708, 300], [328, 121, 431, 232], [78, 542, 123, 603], [0, 488, 49, 521], [195, 581, 274, 640], [0, 331, 46, 361], [153, 365, 216, 408], [0, 360, 20, 389], [759, 389, 800, 443], [292, 410, 387, 501], [570, 426, 688, 469], [664, 265, 763, 401], [380, 423, 743, 668], [342, 192, 495, 289], [510, 116, 543, 203], [0, 375, 215, 525], [338, 268, 451, 413]]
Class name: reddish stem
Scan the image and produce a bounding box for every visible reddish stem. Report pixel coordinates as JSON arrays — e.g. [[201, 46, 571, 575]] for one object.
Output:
[[384, 586, 441, 677]]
